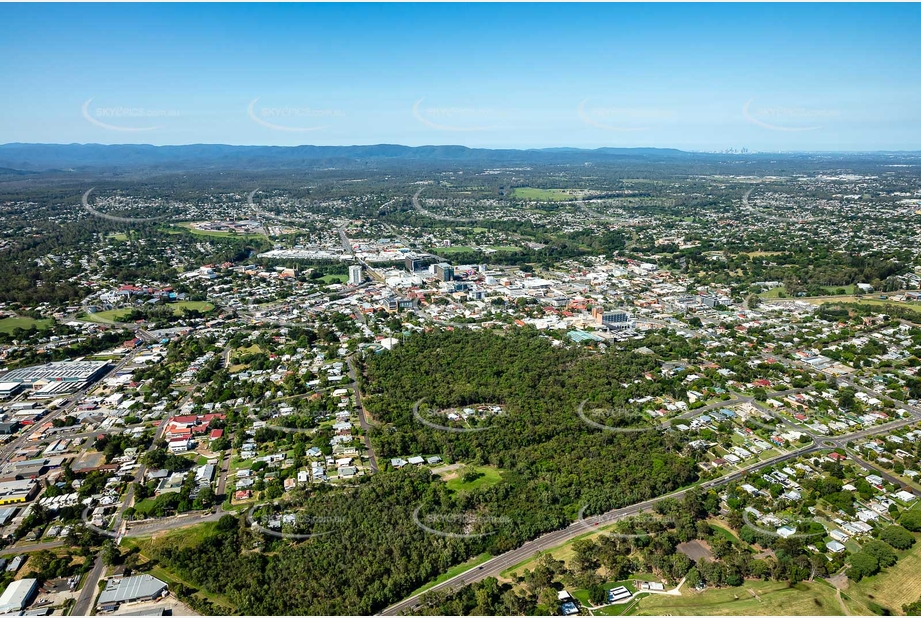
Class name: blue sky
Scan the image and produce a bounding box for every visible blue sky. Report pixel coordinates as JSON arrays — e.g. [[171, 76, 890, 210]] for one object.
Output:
[[1, 3, 920, 151]]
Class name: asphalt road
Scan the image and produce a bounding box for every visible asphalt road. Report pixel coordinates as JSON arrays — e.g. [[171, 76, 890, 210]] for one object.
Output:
[[71, 554, 106, 616], [380, 446, 818, 616], [347, 356, 378, 473]]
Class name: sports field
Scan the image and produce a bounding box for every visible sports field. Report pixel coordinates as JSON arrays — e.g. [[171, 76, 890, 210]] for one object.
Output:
[[513, 187, 582, 201], [0, 317, 53, 334]]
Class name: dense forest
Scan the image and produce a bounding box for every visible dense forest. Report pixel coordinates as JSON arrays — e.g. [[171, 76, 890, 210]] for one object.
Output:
[[361, 329, 700, 514]]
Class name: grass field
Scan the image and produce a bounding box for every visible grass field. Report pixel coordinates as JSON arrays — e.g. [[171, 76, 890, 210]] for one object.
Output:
[[318, 274, 348, 284], [84, 308, 135, 323], [171, 300, 215, 313], [597, 593, 649, 616], [85, 301, 213, 324], [443, 465, 503, 492], [431, 245, 476, 254], [175, 222, 264, 238], [633, 580, 845, 616], [0, 317, 53, 334], [843, 533, 921, 615], [234, 344, 262, 356], [132, 498, 159, 516], [513, 187, 582, 201], [407, 552, 493, 597], [758, 286, 788, 298], [708, 520, 743, 544]]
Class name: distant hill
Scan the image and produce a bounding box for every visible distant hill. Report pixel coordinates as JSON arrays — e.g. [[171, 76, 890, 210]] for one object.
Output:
[[0, 143, 700, 172]]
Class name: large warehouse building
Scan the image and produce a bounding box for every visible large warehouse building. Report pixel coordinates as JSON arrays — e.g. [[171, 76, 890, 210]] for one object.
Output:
[[0, 360, 110, 398], [97, 575, 167, 611], [0, 578, 37, 614]]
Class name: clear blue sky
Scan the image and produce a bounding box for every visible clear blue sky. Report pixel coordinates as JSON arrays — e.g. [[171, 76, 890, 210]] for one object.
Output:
[[2, 3, 919, 151]]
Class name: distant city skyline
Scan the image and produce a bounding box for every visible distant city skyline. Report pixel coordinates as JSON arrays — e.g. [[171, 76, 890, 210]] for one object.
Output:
[[2, 3, 920, 151]]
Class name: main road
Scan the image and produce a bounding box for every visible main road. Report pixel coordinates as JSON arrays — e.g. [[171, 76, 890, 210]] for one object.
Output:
[[380, 445, 819, 615]]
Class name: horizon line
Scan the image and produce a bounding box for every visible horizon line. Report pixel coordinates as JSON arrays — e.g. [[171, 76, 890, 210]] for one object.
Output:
[[2, 142, 921, 155]]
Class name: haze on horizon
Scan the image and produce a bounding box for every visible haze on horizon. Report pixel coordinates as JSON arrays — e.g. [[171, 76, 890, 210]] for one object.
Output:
[[2, 3, 920, 152]]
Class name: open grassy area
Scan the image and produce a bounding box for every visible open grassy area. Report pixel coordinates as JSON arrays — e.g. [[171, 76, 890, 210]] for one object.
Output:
[[172, 300, 215, 314], [84, 308, 135, 323], [431, 245, 476, 254], [743, 251, 785, 258], [708, 520, 743, 544], [501, 526, 611, 578], [84, 301, 212, 324], [596, 593, 649, 616], [633, 580, 845, 616], [0, 316, 53, 334], [122, 520, 241, 614], [174, 222, 264, 238], [125, 521, 220, 555], [318, 274, 348, 284], [443, 465, 503, 492], [234, 343, 262, 357], [132, 498, 158, 517], [758, 286, 788, 298], [513, 187, 582, 201], [807, 296, 921, 314], [407, 552, 493, 597], [843, 532, 921, 615]]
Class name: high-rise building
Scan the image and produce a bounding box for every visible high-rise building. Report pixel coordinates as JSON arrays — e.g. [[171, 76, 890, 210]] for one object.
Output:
[[434, 263, 455, 282], [594, 309, 635, 331], [406, 257, 422, 273], [348, 265, 363, 286]]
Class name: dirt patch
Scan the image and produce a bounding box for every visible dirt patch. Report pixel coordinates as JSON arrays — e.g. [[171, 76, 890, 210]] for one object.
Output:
[[677, 539, 713, 562], [827, 572, 849, 591]]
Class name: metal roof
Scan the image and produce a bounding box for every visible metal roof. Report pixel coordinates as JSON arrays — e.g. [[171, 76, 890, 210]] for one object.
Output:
[[0, 578, 37, 613], [97, 575, 167, 606]]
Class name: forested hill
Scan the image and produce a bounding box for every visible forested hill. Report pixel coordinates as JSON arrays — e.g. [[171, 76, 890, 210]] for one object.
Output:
[[361, 329, 699, 514]]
